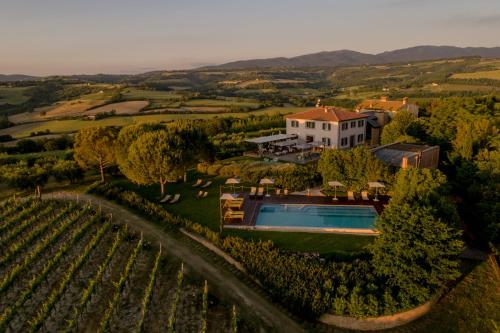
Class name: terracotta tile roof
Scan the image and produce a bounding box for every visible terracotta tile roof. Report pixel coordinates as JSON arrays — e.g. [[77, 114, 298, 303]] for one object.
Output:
[[285, 107, 368, 122], [356, 97, 414, 112]]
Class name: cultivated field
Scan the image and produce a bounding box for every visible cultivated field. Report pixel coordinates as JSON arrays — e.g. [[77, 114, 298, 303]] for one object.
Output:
[[1, 107, 308, 138], [451, 69, 500, 80], [0, 87, 30, 106], [85, 101, 149, 115], [0, 198, 246, 332]]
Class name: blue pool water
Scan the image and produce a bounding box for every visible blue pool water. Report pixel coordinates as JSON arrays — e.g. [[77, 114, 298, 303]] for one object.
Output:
[[255, 204, 377, 230]]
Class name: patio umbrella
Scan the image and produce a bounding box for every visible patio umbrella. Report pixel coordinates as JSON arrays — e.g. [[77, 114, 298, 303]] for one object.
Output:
[[225, 177, 240, 194], [259, 177, 275, 196], [328, 180, 345, 201], [220, 193, 237, 201], [367, 181, 385, 201]]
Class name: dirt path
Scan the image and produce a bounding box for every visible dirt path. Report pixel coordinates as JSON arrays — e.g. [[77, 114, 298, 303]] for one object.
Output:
[[45, 191, 306, 333]]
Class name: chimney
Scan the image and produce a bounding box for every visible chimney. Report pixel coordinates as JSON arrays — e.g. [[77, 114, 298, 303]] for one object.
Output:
[[316, 99, 322, 107], [402, 97, 408, 105], [324, 107, 328, 113], [380, 96, 388, 102]]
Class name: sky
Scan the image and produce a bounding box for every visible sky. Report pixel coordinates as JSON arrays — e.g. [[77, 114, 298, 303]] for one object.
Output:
[[1, 0, 500, 76]]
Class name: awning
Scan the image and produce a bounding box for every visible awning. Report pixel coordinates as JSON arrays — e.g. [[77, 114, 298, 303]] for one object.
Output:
[[274, 139, 298, 147], [328, 181, 345, 187], [245, 134, 298, 145]]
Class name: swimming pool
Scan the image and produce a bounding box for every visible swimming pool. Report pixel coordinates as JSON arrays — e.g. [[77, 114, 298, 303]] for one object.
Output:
[[254, 204, 378, 233]]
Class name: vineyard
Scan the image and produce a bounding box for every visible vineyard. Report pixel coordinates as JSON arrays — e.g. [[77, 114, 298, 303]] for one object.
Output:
[[0, 197, 246, 333]]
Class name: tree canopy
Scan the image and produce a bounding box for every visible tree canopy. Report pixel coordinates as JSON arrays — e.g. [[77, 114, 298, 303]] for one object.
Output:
[[74, 126, 118, 182], [380, 111, 420, 145], [318, 146, 387, 192], [370, 168, 463, 304]]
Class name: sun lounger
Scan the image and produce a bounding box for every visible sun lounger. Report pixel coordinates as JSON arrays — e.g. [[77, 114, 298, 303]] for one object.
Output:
[[201, 181, 212, 188], [201, 191, 208, 198], [169, 194, 180, 204], [224, 211, 245, 222], [361, 191, 369, 201], [257, 187, 264, 197], [192, 179, 203, 187], [348, 191, 355, 201], [160, 194, 172, 203], [284, 189, 289, 196], [224, 199, 244, 209], [196, 190, 203, 199], [249, 187, 257, 197], [276, 189, 281, 195]]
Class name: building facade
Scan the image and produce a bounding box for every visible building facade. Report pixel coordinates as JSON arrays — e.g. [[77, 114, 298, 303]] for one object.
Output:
[[285, 107, 368, 149], [356, 97, 419, 146]]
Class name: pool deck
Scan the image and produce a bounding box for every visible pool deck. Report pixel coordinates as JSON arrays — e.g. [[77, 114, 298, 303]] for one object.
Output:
[[223, 193, 389, 234]]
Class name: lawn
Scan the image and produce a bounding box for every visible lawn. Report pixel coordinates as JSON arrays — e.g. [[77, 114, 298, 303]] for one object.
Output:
[[2, 106, 308, 138], [111, 171, 374, 257], [0, 86, 31, 105]]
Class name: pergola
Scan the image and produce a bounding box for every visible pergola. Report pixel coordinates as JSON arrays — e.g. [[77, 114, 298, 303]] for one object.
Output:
[[245, 134, 298, 156]]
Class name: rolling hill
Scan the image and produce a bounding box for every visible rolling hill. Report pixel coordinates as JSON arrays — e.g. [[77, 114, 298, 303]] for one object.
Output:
[[207, 45, 500, 69]]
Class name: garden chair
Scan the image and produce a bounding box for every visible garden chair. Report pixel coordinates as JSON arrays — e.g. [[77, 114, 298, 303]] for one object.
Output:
[[192, 179, 203, 187], [160, 194, 172, 203], [347, 191, 355, 201], [201, 181, 212, 188], [169, 194, 181, 204], [361, 191, 370, 201]]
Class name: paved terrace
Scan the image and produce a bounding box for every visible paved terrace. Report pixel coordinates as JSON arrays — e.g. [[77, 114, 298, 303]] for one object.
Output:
[[223, 192, 389, 228]]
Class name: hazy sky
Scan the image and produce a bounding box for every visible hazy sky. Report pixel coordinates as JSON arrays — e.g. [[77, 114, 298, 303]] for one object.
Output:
[[1, 0, 500, 75]]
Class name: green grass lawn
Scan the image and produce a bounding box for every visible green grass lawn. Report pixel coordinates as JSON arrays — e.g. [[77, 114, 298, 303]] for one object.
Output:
[[0, 86, 31, 105], [3, 107, 308, 138], [112, 171, 374, 258]]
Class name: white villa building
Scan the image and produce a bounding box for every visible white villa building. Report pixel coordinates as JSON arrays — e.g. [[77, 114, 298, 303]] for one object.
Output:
[[284, 107, 368, 149]]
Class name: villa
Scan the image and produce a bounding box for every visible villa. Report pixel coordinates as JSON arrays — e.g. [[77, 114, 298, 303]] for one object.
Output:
[[285, 106, 368, 149], [356, 97, 419, 145]]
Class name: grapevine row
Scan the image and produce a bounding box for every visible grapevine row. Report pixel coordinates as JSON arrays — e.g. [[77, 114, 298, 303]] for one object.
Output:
[[0, 212, 99, 331], [0, 206, 90, 293], [167, 263, 184, 332], [0, 199, 41, 234], [28, 221, 111, 332], [135, 245, 162, 333], [201, 280, 208, 333], [64, 226, 125, 332], [0, 201, 57, 248], [98, 236, 143, 333], [0, 203, 76, 267]]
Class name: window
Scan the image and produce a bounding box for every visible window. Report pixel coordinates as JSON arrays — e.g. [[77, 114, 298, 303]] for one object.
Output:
[[358, 120, 364, 127], [341, 137, 348, 146], [306, 135, 314, 143], [322, 137, 331, 146], [341, 123, 348, 130], [322, 123, 331, 131], [306, 121, 315, 129], [350, 121, 356, 128], [357, 134, 364, 142], [290, 120, 299, 128]]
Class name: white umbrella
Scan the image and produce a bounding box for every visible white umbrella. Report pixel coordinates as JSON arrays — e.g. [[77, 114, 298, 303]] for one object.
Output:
[[368, 181, 385, 201], [225, 177, 240, 194], [220, 193, 237, 201], [328, 180, 345, 201], [259, 178, 275, 196]]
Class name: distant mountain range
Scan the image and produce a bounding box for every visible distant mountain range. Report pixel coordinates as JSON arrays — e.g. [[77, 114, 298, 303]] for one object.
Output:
[[206, 45, 500, 70], [0, 74, 39, 82]]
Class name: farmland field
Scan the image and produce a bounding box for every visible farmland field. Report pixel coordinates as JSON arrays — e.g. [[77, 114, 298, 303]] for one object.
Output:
[[451, 69, 500, 80], [122, 88, 184, 100], [0, 197, 251, 332], [0, 87, 31, 105], [85, 100, 149, 115], [1, 106, 308, 138]]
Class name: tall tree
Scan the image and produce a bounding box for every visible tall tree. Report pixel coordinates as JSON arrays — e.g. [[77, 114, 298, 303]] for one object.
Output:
[[74, 127, 118, 182], [318, 146, 387, 192], [381, 111, 418, 145], [370, 168, 463, 304], [126, 130, 184, 195]]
